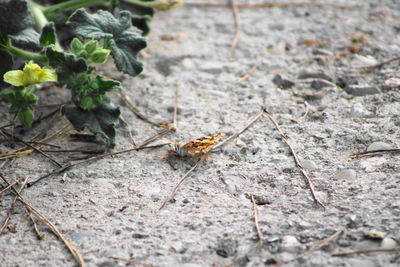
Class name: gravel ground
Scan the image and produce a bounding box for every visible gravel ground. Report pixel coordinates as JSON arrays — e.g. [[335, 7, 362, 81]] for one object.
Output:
[[1, 0, 400, 266]]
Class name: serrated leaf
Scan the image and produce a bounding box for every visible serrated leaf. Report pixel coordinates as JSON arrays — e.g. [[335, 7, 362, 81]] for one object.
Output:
[[46, 46, 87, 83], [9, 27, 40, 49], [67, 9, 146, 76], [0, 0, 34, 35], [64, 100, 120, 147], [40, 23, 57, 46]]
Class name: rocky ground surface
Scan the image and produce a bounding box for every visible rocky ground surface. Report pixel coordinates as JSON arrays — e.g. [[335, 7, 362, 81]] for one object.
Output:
[[1, 0, 400, 266]]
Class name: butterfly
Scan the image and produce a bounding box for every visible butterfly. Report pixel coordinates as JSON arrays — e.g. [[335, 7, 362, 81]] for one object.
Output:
[[173, 133, 226, 157]]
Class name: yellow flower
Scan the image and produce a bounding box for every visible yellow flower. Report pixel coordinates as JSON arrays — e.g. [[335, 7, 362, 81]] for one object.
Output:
[[3, 61, 57, 87]]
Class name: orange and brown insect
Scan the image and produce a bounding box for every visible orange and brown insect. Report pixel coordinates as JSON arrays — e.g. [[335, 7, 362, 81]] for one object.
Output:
[[174, 133, 226, 157]]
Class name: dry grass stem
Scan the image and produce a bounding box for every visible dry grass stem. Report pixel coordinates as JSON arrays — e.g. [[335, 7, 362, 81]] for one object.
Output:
[[159, 157, 205, 210], [237, 66, 257, 83], [263, 110, 326, 208]]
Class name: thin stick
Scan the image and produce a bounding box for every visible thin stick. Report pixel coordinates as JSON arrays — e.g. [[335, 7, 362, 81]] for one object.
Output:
[[186, 2, 358, 9], [280, 230, 343, 265], [1, 130, 63, 168], [136, 128, 174, 149], [0, 180, 19, 196], [159, 157, 205, 210], [24, 205, 45, 240], [351, 149, 400, 159], [251, 194, 264, 245], [0, 176, 28, 235], [212, 110, 264, 151], [332, 248, 400, 257], [120, 91, 162, 128], [237, 66, 257, 83], [29, 140, 170, 187], [1, 174, 85, 266], [356, 56, 400, 71], [18, 196, 86, 266], [230, 0, 241, 57], [263, 110, 325, 208]]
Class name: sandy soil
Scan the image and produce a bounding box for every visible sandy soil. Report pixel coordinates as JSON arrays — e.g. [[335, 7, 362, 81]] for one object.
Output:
[[1, 0, 400, 266]]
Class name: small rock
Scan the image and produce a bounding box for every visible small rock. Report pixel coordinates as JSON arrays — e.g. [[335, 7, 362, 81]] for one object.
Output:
[[350, 103, 373, 118], [311, 79, 334, 90], [381, 237, 397, 249], [364, 229, 387, 239], [384, 77, 400, 88], [272, 74, 295, 89], [344, 214, 360, 228], [281, 235, 301, 252], [334, 169, 357, 180], [367, 141, 394, 151], [300, 159, 317, 170], [345, 84, 380, 96], [235, 138, 247, 147], [298, 71, 333, 82]]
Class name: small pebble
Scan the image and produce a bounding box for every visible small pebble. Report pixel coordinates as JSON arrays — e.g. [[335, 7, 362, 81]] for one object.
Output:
[[345, 84, 380, 96], [311, 79, 334, 90], [281, 235, 300, 252], [300, 159, 317, 170], [272, 74, 295, 89], [367, 141, 394, 151], [350, 103, 373, 118], [384, 77, 400, 88], [381, 237, 397, 249]]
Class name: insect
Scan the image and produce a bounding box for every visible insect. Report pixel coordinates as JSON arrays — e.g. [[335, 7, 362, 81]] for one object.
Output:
[[173, 133, 226, 157]]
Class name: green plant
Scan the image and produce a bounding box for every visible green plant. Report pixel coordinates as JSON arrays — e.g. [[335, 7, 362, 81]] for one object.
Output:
[[0, 0, 182, 147]]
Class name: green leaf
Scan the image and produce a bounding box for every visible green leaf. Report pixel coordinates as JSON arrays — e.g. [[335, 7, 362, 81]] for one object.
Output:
[[46, 46, 87, 83], [40, 22, 57, 46], [84, 40, 98, 54], [0, 0, 34, 35], [8, 27, 40, 49], [90, 48, 110, 64], [80, 95, 93, 110], [67, 9, 146, 76], [0, 88, 16, 102], [71, 37, 84, 52], [64, 100, 121, 147], [18, 106, 34, 127]]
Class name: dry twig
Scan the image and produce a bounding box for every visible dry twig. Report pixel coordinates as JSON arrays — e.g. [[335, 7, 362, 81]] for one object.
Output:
[[237, 66, 257, 83], [263, 110, 325, 208], [1, 174, 85, 266], [212, 110, 264, 151], [229, 0, 241, 57], [0, 176, 27, 235], [278, 230, 343, 265], [356, 56, 400, 71], [159, 157, 205, 210], [350, 149, 400, 159], [332, 248, 400, 257]]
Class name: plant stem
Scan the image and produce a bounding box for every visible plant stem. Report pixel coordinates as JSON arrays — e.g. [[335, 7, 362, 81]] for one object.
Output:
[[1, 38, 47, 62], [28, 1, 48, 30], [43, 0, 109, 17]]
